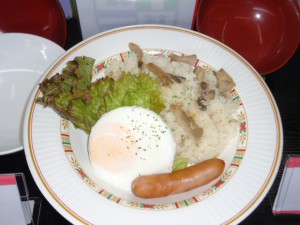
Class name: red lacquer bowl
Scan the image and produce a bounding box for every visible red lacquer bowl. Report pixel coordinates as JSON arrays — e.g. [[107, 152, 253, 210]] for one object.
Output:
[[196, 0, 300, 75], [0, 0, 67, 48]]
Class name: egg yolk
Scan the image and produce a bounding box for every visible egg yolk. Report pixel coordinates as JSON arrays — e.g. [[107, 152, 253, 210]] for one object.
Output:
[[89, 123, 138, 172]]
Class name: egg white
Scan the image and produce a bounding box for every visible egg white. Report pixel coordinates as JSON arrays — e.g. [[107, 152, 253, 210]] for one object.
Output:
[[88, 106, 176, 195]]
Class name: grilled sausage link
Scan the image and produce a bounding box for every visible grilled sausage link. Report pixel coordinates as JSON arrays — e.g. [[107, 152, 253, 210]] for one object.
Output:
[[132, 158, 225, 198]]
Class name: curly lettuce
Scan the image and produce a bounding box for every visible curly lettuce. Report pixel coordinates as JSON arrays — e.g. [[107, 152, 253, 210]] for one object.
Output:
[[37, 56, 165, 133]]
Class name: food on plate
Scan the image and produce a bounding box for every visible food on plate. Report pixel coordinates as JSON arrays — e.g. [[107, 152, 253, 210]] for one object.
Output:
[[146, 63, 173, 86], [37, 58, 164, 133], [103, 43, 239, 197], [169, 53, 198, 66], [132, 158, 225, 198], [170, 103, 203, 142], [88, 106, 176, 193], [215, 68, 236, 92], [128, 42, 144, 68], [37, 42, 239, 198], [105, 43, 239, 164]]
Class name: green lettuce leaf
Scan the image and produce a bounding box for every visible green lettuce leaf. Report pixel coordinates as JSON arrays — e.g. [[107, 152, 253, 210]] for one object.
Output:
[[37, 57, 165, 134], [172, 158, 189, 172]]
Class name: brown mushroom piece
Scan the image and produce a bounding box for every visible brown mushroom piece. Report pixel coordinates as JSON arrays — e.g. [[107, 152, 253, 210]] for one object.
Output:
[[194, 66, 216, 104], [197, 90, 215, 111], [197, 97, 207, 111], [169, 53, 198, 66], [200, 81, 208, 90], [216, 68, 236, 92], [170, 103, 203, 141], [166, 73, 186, 83], [128, 42, 144, 68], [205, 90, 215, 101], [193, 66, 205, 83], [146, 63, 173, 86]]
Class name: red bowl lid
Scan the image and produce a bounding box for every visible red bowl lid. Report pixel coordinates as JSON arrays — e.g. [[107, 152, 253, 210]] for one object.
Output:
[[196, 0, 300, 75]]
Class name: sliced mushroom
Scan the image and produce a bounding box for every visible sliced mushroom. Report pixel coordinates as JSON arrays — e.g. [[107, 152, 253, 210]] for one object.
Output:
[[197, 97, 207, 111], [169, 53, 198, 66], [166, 73, 186, 83], [216, 68, 236, 92], [193, 66, 205, 82], [170, 103, 203, 141], [146, 63, 172, 86], [197, 89, 215, 111], [205, 90, 215, 101], [194, 66, 216, 108], [200, 81, 208, 90], [128, 43, 144, 68]]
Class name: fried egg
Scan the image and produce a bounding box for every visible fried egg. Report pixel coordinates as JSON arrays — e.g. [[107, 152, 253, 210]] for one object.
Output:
[[88, 106, 176, 195]]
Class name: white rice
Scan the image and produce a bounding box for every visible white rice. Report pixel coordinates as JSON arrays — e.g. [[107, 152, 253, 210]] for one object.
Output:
[[105, 51, 239, 164]]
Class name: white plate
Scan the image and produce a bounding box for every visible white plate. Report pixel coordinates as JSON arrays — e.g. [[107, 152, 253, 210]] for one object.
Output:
[[23, 25, 283, 225], [0, 33, 65, 155]]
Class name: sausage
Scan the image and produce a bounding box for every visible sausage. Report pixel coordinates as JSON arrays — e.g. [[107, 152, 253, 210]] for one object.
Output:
[[131, 158, 225, 198]]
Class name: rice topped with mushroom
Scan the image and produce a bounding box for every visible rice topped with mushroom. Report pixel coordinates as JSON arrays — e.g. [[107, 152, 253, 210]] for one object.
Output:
[[105, 44, 239, 164]]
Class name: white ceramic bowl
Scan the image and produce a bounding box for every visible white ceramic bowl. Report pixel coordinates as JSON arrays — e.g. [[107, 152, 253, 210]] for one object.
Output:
[[0, 33, 64, 155]]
